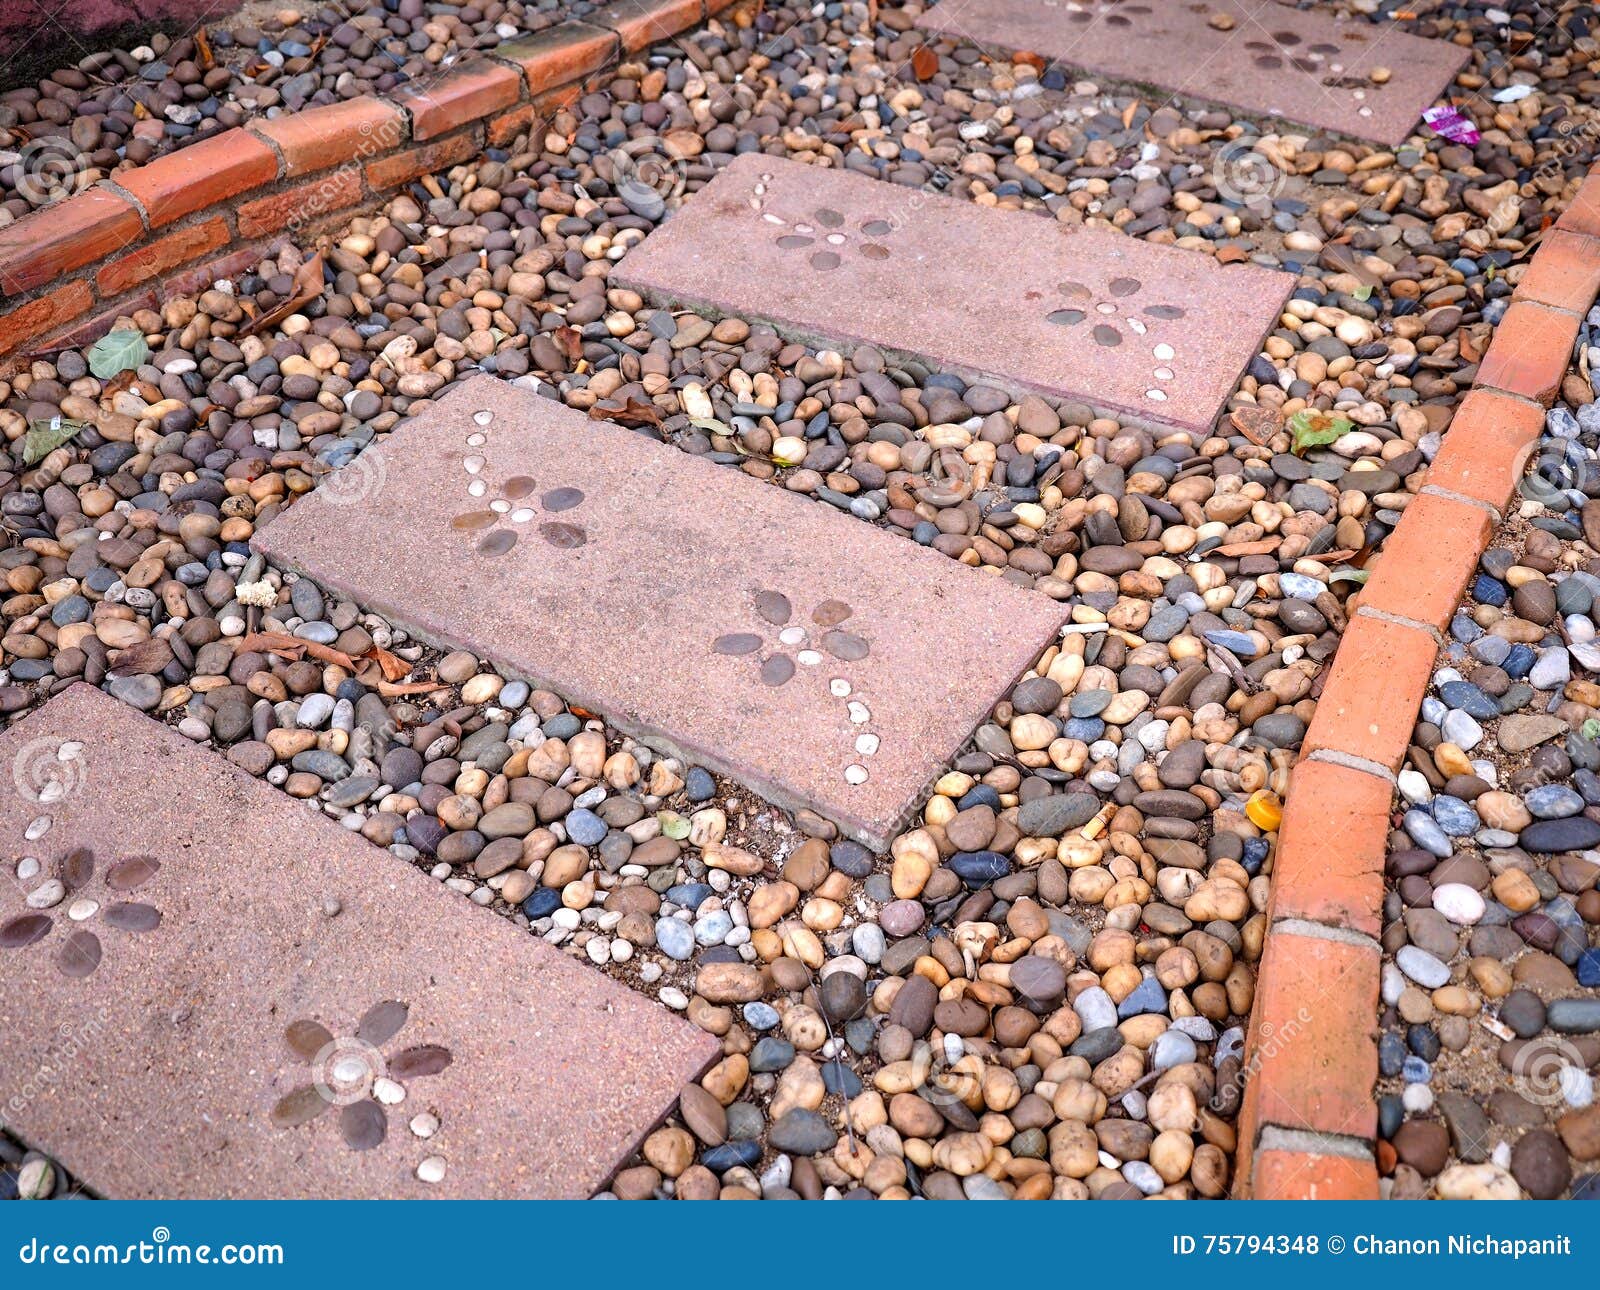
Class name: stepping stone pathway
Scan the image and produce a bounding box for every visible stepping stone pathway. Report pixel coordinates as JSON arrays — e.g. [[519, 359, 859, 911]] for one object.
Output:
[[616, 154, 1293, 434], [0, 684, 717, 1199], [915, 0, 1467, 146], [255, 376, 1067, 849]]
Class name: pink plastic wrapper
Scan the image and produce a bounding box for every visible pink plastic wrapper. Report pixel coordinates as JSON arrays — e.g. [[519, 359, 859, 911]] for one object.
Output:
[[1422, 105, 1481, 146]]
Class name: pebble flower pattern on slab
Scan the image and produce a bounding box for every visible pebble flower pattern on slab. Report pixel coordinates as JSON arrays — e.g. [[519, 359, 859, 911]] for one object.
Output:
[[270, 999, 453, 1155], [0, 849, 161, 979], [748, 170, 893, 273], [1044, 276, 1186, 404], [712, 591, 877, 786], [449, 407, 589, 557]]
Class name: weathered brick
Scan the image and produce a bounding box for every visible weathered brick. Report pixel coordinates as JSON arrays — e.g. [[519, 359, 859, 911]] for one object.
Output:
[[0, 189, 142, 295], [237, 171, 363, 239], [364, 132, 479, 190], [1475, 300, 1582, 406], [251, 96, 406, 177], [0, 280, 93, 357], [1423, 387, 1547, 514], [486, 103, 540, 149], [1301, 614, 1436, 774], [1555, 166, 1600, 240], [96, 216, 229, 298], [590, 0, 704, 52], [496, 22, 619, 94], [1358, 492, 1493, 633], [1267, 759, 1388, 938], [114, 129, 279, 227], [1250, 1150, 1379, 1201], [395, 59, 522, 141], [1240, 932, 1379, 1143], [1513, 228, 1600, 314]]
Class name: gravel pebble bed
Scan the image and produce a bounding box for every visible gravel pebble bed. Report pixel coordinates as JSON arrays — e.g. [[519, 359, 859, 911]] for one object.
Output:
[[1, 0, 1599, 1200], [1379, 308, 1600, 1200]]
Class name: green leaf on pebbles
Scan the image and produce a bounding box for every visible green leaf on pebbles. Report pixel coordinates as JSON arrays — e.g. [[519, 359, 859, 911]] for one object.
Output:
[[86, 329, 149, 379], [658, 811, 690, 840], [1287, 409, 1355, 457], [22, 417, 86, 465]]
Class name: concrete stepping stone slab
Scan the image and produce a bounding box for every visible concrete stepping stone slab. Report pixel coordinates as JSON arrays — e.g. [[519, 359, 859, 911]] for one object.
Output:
[[254, 376, 1067, 849], [0, 684, 717, 1199], [915, 0, 1467, 146], [615, 154, 1293, 433]]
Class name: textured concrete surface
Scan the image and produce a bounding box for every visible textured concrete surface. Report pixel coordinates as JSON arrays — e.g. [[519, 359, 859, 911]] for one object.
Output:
[[0, 685, 717, 1199], [915, 0, 1468, 146], [254, 376, 1068, 849], [616, 154, 1294, 433]]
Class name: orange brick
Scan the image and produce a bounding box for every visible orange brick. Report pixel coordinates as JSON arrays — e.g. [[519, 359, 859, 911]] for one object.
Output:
[[0, 188, 143, 295], [1268, 760, 1388, 938], [0, 280, 93, 357], [590, 0, 704, 52], [497, 23, 619, 95], [1358, 492, 1493, 633], [1514, 228, 1600, 314], [364, 132, 480, 190], [237, 170, 363, 239], [116, 130, 280, 228], [1250, 1149, 1379, 1200], [164, 247, 269, 303], [96, 216, 229, 298], [251, 97, 406, 177], [1475, 299, 1581, 406], [1241, 932, 1378, 1142], [1423, 387, 1546, 513], [1556, 166, 1600, 240], [1302, 614, 1435, 773], [396, 59, 522, 141], [487, 103, 540, 148]]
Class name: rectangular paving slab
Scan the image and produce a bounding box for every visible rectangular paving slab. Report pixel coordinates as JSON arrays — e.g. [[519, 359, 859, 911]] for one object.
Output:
[[614, 154, 1293, 433], [254, 375, 1068, 850], [915, 0, 1467, 146], [0, 684, 717, 1199]]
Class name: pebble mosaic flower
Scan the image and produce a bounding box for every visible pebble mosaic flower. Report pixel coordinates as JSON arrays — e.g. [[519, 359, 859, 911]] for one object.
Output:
[[0, 848, 162, 979], [712, 591, 879, 785], [746, 170, 893, 272], [1045, 277, 1185, 404], [270, 999, 453, 1153], [449, 407, 589, 557]]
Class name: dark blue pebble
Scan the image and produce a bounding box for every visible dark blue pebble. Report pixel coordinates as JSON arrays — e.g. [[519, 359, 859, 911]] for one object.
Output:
[[1378, 1094, 1404, 1140], [1378, 1031, 1406, 1078], [1579, 949, 1600, 988], [749, 1036, 796, 1072], [1503, 644, 1536, 680], [701, 1140, 762, 1173], [1472, 574, 1508, 606], [1407, 1023, 1441, 1061], [957, 785, 1002, 812], [821, 1061, 863, 1097], [949, 851, 1011, 888], [685, 767, 716, 802], [1241, 837, 1270, 875], [666, 883, 713, 910], [521, 888, 561, 919], [1438, 680, 1499, 720], [1063, 717, 1105, 742], [829, 840, 873, 879], [1572, 1174, 1600, 1200]]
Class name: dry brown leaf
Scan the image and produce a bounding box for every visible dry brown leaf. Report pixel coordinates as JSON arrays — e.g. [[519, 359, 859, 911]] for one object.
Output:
[[363, 646, 411, 682], [240, 254, 326, 338], [195, 26, 214, 70], [236, 630, 356, 670], [553, 326, 583, 362], [1229, 405, 1281, 446], [909, 44, 938, 80], [590, 398, 663, 429], [377, 680, 449, 697]]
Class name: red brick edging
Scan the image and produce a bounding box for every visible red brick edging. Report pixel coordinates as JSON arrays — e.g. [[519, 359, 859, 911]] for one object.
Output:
[[1234, 163, 1600, 1198], [0, 0, 747, 366]]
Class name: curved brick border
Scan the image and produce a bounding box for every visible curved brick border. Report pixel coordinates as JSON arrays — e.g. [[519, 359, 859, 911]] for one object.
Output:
[[1234, 163, 1600, 1198], [0, 0, 745, 368]]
